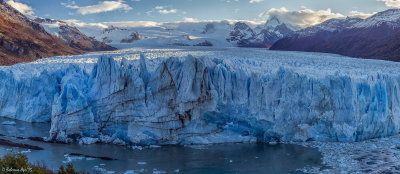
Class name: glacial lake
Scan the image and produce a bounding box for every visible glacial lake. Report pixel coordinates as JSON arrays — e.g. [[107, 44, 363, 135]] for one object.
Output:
[[0, 117, 323, 174]]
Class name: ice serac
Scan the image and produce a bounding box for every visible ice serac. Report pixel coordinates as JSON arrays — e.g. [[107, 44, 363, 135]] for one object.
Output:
[[0, 70, 58, 122], [1, 48, 400, 144], [42, 53, 400, 144]]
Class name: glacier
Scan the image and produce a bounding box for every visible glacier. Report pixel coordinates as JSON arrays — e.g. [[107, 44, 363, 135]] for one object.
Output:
[[1, 47, 400, 145]]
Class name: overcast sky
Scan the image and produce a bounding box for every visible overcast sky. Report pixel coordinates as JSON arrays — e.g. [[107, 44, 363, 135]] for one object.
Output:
[[5, 0, 400, 27]]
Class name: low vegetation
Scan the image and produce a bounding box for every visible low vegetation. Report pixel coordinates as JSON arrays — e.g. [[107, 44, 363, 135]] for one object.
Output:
[[0, 153, 88, 174]]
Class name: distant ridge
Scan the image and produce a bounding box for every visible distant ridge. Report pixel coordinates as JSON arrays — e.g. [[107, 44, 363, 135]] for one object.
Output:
[[271, 9, 400, 62]]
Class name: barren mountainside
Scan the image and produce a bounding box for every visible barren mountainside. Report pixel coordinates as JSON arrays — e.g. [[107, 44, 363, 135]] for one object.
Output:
[[34, 18, 116, 52], [271, 9, 400, 62], [0, 1, 88, 65]]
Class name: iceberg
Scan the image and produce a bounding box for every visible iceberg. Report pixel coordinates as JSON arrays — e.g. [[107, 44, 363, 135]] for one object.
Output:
[[2, 121, 16, 125], [1, 48, 400, 145]]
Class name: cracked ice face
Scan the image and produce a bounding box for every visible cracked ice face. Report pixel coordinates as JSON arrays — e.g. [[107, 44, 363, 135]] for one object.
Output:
[[2, 47, 400, 144]]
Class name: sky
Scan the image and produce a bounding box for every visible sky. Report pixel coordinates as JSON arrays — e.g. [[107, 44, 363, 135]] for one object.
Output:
[[5, 0, 400, 28]]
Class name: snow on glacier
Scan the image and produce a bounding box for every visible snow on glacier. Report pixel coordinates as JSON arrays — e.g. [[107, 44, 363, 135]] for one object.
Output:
[[1, 47, 400, 144]]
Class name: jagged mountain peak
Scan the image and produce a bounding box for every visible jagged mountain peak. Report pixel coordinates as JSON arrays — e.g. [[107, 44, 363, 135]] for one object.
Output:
[[227, 19, 293, 48], [265, 16, 281, 27], [233, 22, 253, 31]]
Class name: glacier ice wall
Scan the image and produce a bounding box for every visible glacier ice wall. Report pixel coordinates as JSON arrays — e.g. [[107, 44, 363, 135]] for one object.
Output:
[[1, 52, 400, 144]]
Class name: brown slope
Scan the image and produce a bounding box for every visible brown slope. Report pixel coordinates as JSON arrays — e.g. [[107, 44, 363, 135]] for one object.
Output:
[[0, 1, 84, 66], [34, 18, 116, 52], [270, 25, 400, 62], [57, 24, 117, 51]]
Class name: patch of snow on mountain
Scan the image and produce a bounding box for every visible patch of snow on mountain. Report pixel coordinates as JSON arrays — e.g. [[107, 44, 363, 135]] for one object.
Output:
[[353, 9, 400, 28], [265, 16, 281, 28]]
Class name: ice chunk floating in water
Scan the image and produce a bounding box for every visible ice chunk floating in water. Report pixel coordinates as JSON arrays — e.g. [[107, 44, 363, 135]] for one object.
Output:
[[2, 121, 16, 125], [1, 48, 400, 144]]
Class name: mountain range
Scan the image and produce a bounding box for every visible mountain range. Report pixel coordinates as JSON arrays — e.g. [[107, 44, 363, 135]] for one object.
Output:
[[0, 1, 114, 66], [2, 0, 400, 65], [85, 17, 295, 48], [227, 16, 294, 48], [271, 9, 400, 62], [34, 18, 116, 52], [0, 1, 84, 65]]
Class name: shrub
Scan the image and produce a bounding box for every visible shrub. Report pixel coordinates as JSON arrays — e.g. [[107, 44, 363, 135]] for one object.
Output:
[[0, 153, 88, 174]]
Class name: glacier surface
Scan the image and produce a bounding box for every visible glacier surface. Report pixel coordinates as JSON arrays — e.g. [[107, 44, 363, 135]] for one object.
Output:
[[1, 47, 400, 144]]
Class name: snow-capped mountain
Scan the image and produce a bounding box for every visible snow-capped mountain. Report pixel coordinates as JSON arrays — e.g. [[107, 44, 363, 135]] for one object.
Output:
[[226, 22, 259, 47], [91, 21, 234, 47], [35, 18, 116, 52], [83, 17, 294, 48], [98, 25, 142, 44], [295, 17, 363, 37], [227, 17, 294, 48], [256, 16, 294, 47], [271, 9, 400, 62], [353, 9, 400, 28], [0, 1, 85, 65]]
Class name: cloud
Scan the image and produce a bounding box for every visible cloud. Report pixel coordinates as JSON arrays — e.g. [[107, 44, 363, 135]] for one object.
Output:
[[377, 0, 400, 8], [159, 9, 177, 14], [183, 17, 198, 22], [66, 19, 265, 32], [62, 0, 132, 15], [155, 6, 164, 10], [61, 1, 79, 9], [145, 10, 153, 15], [249, 0, 263, 3], [348, 11, 376, 19], [63, 19, 109, 29], [6, 0, 34, 16], [154, 6, 177, 14], [65, 19, 161, 30], [259, 7, 345, 27], [104, 21, 160, 27]]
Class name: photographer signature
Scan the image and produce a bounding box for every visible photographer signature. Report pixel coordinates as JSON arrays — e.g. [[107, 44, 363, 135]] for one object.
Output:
[[2, 167, 33, 173]]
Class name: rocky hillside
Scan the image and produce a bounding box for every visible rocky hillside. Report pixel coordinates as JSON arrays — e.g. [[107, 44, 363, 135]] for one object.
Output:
[[34, 18, 116, 52], [0, 1, 86, 65], [271, 9, 400, 62]]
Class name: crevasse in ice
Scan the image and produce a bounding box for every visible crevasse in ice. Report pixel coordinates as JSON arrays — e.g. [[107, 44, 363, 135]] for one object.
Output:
[[1, 48, 399, 144]]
